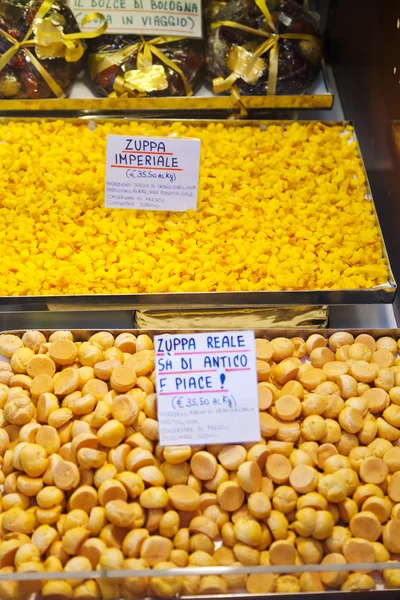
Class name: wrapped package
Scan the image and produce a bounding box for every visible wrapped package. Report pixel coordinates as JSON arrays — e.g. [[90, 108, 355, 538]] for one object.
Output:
[[0, 0, 94, 99], [206, 0, 322, 96], [87, 35, 204, 98]]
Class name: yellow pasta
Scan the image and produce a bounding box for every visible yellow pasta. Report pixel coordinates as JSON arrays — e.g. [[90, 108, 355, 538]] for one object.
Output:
[[0, 121, 387, 296]]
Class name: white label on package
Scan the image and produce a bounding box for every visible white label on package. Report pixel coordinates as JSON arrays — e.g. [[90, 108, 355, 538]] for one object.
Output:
[[69, 0, 202, 37], [155, 331, 260, 446], [105, 135, 200, 212]]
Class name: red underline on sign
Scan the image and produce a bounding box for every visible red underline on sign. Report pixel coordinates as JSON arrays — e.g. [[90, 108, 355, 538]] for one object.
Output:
[[225, 367, 251, 372], [172, 349, 251, 356], [160, 369, 217, 375], [78, 8, 199, 15], [111, 165, 183, 171], [159, 389, 228, 395], [122, 151, 173, 155]]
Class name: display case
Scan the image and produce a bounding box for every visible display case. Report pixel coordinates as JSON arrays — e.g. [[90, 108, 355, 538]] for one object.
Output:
[[0, 0, 400, 597]]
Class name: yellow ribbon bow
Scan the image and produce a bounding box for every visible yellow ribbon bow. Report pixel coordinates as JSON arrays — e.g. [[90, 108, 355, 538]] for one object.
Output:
[[0, 0, 107, 98], [88, 36, 192, 97], [211, 0, 320, 97]]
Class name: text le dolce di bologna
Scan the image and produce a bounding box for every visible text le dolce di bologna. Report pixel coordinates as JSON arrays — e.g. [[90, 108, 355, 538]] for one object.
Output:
[[72, 0, 200, 32]]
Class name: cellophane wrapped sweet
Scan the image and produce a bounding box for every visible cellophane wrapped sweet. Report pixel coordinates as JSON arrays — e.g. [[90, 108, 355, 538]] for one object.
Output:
[[87, 35, 204, 97], [206, 0, 322, 96], [0, 0, 82, 99]]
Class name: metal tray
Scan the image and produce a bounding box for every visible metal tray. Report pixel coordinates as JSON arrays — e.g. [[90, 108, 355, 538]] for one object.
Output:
[[0, 89, 333, 114], [0, 563, 396, 599], [0, 67, 333, 116], [0, 328, 399, 598], [0, 118, 395, 310], [3, 327, 400, 340], [0, 564, 395, 599]]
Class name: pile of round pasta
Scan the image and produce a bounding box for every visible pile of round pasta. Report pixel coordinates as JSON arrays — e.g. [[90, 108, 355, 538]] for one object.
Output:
[[0, 330, 398, 597]]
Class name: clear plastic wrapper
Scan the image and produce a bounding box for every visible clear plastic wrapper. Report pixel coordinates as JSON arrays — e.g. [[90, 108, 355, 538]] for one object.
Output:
[[0, 0, 87, 98], [87, 35, 204, 97], [206, 0, 322, 96], [204, 0, 228, 22]]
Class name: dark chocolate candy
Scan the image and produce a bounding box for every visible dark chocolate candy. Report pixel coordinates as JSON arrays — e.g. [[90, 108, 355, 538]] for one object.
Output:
[[206, 0, 322, 96], [87, 34, 204, 97], [0, 0, 83, 99]]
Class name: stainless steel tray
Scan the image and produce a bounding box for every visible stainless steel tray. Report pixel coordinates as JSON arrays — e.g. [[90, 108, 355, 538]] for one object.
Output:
[[3, 327, 400, 340], [0, 564, 395, 599], [0, 118, 395, 309]]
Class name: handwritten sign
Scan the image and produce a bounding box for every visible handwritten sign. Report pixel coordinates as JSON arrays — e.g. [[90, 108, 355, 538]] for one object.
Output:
[[69, 0, 202, 37], [155, 331, 260, 446], [105, 135, 200, 211]]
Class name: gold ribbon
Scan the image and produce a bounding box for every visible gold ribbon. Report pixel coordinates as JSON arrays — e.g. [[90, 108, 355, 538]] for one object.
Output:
[[0, 0, 107, 98], [211, 0, 320, 96], [89, 36, 192, 97]]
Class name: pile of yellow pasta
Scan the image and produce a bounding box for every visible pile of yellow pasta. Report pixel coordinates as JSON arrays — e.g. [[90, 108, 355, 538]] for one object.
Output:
[[0, 120, 388, 296]]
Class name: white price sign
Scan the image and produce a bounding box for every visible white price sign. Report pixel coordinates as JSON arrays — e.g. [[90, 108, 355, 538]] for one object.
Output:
[[105, 134, 200, 212], [69, 0, 202, 37], [155, 331, 260, 446]]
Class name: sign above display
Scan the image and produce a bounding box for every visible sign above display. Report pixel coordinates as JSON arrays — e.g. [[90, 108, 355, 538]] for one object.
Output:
[[105, 134, 200, 211], [69, 0, 202, 37], [155, 331, 260, 446]]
